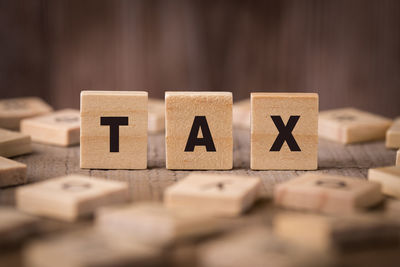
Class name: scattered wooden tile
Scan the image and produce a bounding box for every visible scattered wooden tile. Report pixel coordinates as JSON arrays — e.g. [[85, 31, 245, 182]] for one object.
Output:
[[274, 173, 383, 214], [0, 128, 31, 158], [232, 98, 250, 129], [274, 213, 400, 253], [164, 173, 261, 217], [24, 230, 162, 267], [165, 92, 233, 170], [397, 150, 400, 166], [20, 109, 80, 147], [368, 166, 400, 199], [251, 93, 318, 170], [16, 174, 130, 222], [319, 108, 392, 144], [80, 91, 148, 169], [386, 117, 400, 148], [148, 98, 165, 133], [0, 97, 53, 130], [96, 202, 220, 246], [0, 207, 38, 247], [0, 156, 27, 188], [198, 227, 330, 267]]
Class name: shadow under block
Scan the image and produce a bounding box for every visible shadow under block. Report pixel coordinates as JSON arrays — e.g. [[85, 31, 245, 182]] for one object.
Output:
[[232, 98, 250, 129], [21, 109, 80, 147], [96, 203, 220, 246], [0, 128, 31, 157], [250, 93, 318, 170], [24, 230, 162, 267], [16, 174, 130, 222], [386, 117, 400, 148], [80, 91, 148, 169], [319, 108, 392, 144], [148, 99, 165, 133], [164, 173, 261, 217], [0, 156, 27, 187], [165, 92, 233, 170], [368, 166, 400, 199], [0, 97, 53, 130], [274, 173, 383, 214], [273, 213, 400, 253]]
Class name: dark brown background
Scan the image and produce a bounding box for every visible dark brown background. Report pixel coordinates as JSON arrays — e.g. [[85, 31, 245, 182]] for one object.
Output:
[[0, 0, 399, 117]]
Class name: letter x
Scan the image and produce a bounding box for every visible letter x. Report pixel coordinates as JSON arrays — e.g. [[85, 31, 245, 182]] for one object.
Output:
[[269, 115, 301, 152]]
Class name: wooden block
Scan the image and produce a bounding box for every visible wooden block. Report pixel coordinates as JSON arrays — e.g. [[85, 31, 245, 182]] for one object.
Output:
[[80, 91, 147, 169], [165, 92, 233, 170], [274, 213, 400, 252], [198, 227, 330, 267], [368, 166, 400, 199], [386, 117, 400, 148], [232, 98, 250, 129], [319, 107, 392, 144], [24, 230, 162, 267], [0, 97, 53, 130], [164, 173, 261, 217], [16, 174, 130, 222], [251, 93, 318, 170], [0, 128, 31, 157], [274, 173, 383, 214], [96, 202, 220, 246], [21, 109, 80, 147], [397, 150, 400, 166], [148, 98, 165, 133], [0, 207, 38, 247], [0, 156, 27, 187]]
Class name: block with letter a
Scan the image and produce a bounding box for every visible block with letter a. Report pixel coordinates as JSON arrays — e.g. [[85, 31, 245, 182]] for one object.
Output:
[[251, 93, 318, 170], [80, 91, 148, 169]]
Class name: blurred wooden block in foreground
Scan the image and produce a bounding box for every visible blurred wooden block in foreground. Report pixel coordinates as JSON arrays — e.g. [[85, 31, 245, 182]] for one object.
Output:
[[16, 174, 130, 222], [0, 128, 31, 157], [319, 108, 392, 144], [0, 156, 26, 188], [0, 97, 53, 130], [368, 166, 400, 199], [21, 109, 80, 147], [274, 173, 383, 214], [164, 173, 261, 217]]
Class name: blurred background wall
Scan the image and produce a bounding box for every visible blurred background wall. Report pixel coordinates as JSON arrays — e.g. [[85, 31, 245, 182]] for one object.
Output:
[[0, 0, 399, 116]]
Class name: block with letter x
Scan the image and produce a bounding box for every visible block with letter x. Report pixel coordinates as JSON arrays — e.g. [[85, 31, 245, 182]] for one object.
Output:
[[251, 93, 318, 170], [165, 92, 233, 170], [80, 91, 148, 169]]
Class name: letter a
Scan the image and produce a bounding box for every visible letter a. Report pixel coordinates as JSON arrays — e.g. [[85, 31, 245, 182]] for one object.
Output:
[[184, 116, 216, 152], [270, 115, 301, 151]]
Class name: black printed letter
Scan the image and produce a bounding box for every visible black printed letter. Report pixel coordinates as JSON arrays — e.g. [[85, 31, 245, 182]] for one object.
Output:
[[270, 115, 301, 152], [184, 116, 216, 152], [100, 117, 128, 152]]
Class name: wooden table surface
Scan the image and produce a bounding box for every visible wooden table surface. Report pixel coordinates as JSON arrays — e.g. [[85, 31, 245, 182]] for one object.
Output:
[[0, 128, 398, 266]]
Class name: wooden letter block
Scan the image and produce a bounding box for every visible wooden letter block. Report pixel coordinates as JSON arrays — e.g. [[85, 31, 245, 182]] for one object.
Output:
[[251, 93, 318, 170], [164, 173, 261, 217], [0, 97, 53, 130], [274, 173, 382, 214], [165, 92, 232, 170], [80, 91, 147, 169], [0, 156, 27, 187], [0, 128, 31, 157], [21, 109, 80, 147], [319, 108, 392, 144], [24, 230, 162, 267], [148, 98, 165, 133], [16, 174, 130, 221], [386, 117, 400, 148], [233, 98, 250, 129], [368, 166, 400, 199], [96, 203, 219, 246]]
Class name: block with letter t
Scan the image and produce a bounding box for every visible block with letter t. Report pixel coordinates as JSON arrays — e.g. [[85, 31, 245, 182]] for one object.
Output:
[[80, 91, 147, 169], [251, 92, 318, 170], [165, 92, 233, 170]]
